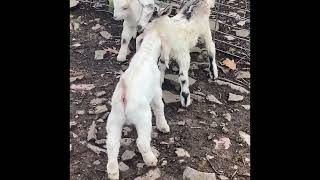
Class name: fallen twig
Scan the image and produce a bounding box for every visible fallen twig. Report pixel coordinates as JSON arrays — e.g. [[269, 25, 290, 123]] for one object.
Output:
[[231, 169, 238, 179], [215, 79, 250, 94], [206, 156, 223, 175]]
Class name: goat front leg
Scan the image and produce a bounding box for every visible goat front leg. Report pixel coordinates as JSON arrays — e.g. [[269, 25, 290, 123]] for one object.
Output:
[[158, 44, 170, 85], [203, 28, 218, 79], [133, 107, 158, 166], [177, 53, 191, 107], [117, 21, 136, 62], [151, 88, 170, 133], [106, 109, 125, 180]]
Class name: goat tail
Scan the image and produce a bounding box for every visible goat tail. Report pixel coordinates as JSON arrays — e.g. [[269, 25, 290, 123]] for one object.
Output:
[[120, 78, 127, 112]]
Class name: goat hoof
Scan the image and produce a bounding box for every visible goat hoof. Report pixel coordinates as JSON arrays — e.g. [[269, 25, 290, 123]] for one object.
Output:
[[180, 92, 191, 107], [143, 153, 158, 166], [157, 123, 170, 133], [107, 161, 119, 180], [117, 54, 127, 62]]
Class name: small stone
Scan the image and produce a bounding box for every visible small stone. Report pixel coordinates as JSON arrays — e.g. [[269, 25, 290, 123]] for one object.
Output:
[[236, 71, 250, 79], [123, 127, 132, 136], [161, 160, 167, 166], [70, 144, 72, 151], [208, 134, 215, 140], [178, 120, 186, 126], [90, 98, 107, 105], [233, 165, 238, 169], [175, 148, 190, 157], [206, 94, 223, 104], [228, 93, 244, 102], [177, 108, 187, 112], [219, 175, 229, 180], [179, 159, 185, 163], [206, 155, 214, 160], [169, 137, 174, 144], [241, 105, 250, 110], [223, 113, 232, 121], [97, 119, 104, 123], [164, 74, 196, 86], [76, 110, 85, 115], [92, 24, 101, 30], [162, 90, 180, 104], [72, 43, 81, 47], [191, 94, 204, 101], [94, 105, 108, 114], [235, 29, 250, 37], [70, 121, 77, 128], [239, 131, 250, 146], [222, 126, 229, 134], [72, 132, 78, 138], [172, 66, 179, 72], [134, 168, 161, 180], [121, 138, 134, 146], [151, 146, 160, 158], [95, 139, 106, 145], [121, 150, 136, 161], [93, 160, 100, 165], [94, 18, 100, 22], [210, 122, 218, 128], [193, 91, 206, 96], [100, 31, 112, 39], [137, 163, 145, 169], [210, 111, 217, 118], [94, 50, 106, 60], [183, 166, 217, 180], [119, 162, 129, 172], [95, 91, 106, 97], [88, 110, 95, 114]]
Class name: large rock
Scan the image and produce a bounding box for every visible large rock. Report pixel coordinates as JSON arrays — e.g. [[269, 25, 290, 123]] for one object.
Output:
[[165, 74, 196, 86], [183, 166, 216, 180]]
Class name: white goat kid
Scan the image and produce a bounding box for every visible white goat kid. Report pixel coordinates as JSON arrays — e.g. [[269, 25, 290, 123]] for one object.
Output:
[[113, 0, 156, 62], [137, 0, 219, 107], [106, 30, 170, 180]]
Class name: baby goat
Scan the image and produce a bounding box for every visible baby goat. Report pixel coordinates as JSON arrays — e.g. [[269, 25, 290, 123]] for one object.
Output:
[[137, 0, 219, 107], [106, 28, 170, 179], [113, 0, 156, 61]]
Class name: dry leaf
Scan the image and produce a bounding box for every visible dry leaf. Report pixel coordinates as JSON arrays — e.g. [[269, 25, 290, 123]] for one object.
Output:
[[223, 58, 237, 70], [87, 121, 97, 141], [105, 47, 119, 55]]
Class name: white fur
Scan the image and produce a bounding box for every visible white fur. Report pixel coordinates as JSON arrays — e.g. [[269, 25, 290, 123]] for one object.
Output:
[[106, 30, 170, 180], [137, 0, 218, 107], [113, 0, 156, 61]]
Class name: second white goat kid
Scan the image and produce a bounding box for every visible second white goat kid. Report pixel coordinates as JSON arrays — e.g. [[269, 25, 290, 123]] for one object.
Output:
[[113, 0, 156, 62], [137, 0, 219, 107], [106, 29, 170, 180]]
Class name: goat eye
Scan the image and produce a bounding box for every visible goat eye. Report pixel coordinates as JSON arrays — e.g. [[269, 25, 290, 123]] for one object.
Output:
[[122, 7, 128, 10]]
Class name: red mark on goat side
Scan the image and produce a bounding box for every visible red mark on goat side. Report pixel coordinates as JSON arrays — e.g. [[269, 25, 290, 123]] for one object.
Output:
[[120, 79, 127, 110]]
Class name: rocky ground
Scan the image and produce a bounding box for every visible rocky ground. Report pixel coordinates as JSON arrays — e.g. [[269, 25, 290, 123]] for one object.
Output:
[[70, 0, 250, 179]]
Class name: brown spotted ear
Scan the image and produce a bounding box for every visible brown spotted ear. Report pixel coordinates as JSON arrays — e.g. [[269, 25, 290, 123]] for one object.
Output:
[[157, 5, 173, 16]]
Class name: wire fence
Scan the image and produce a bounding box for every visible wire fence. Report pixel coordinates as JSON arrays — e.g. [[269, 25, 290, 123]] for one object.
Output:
[[74, 0, 250, 62]]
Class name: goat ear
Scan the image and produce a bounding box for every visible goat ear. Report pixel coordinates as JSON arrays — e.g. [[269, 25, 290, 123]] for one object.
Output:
[[157, 5, 173, 16]]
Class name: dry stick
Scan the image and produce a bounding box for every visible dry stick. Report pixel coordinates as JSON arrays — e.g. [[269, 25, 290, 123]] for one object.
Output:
[[217, 77, 244, 87], [231, 169, 239, 179], [206, 156, 223, 175], [215, 79, 250, 94]]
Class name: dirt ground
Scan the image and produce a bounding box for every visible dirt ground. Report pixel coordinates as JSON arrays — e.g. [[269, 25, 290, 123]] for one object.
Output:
[[70, 1, 250, 180]]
